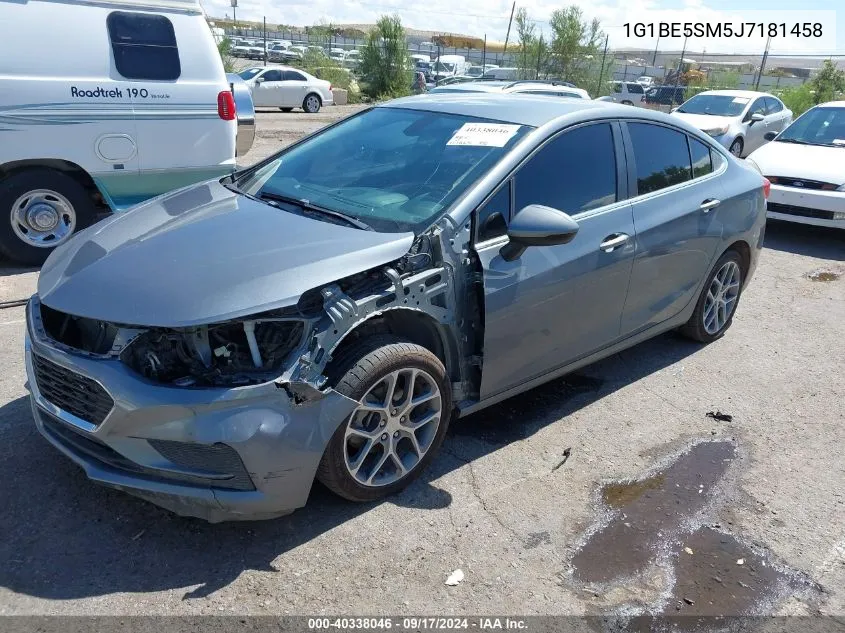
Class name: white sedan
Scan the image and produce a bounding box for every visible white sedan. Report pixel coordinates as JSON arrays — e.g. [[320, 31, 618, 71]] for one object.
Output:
[[238, 66, 333, 113], [671, 90, 792, 157], [746, 101, 845, 229]]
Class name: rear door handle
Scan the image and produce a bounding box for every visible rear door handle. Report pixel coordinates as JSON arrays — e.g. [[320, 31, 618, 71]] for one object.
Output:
[[700, 198, 721, 213], [600, 233, 630, 252]]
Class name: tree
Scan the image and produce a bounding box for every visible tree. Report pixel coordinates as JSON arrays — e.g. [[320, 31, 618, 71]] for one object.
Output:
[[514, 8, 537, 80], [545, 6, 609, 92], [360, 15, 411, 99], [217, 37, 235, 73], [809, 60, 845, 105]]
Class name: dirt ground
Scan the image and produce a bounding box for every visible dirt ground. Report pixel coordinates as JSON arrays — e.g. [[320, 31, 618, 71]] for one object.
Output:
[[0, 106, 842, 622]]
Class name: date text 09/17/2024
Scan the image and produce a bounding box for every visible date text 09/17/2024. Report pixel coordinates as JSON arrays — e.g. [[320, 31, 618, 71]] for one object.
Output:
[[307, 618, 529, 630], [624, 22, 822, 38]]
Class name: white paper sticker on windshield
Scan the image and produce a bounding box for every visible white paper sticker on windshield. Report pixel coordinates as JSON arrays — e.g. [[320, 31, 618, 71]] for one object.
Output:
[[447, 123, 521, 147], [833, 139, 845, 145], [732, 97, 751, 104]]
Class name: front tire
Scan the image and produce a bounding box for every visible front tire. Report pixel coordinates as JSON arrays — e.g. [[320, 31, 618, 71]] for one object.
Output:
[[317, 336, 452, 502], [0, 168, 96, 265], [680, 250, 744, 343], [729, 137, 744, 157], [302, 93, 322, 113], [622, 99, 633, 106]]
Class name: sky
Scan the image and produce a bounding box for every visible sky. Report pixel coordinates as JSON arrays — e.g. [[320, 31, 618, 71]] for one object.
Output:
[[204, 0, 842, 55]]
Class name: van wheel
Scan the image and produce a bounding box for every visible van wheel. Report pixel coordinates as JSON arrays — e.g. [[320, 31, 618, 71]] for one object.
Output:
[[279, 107, 293, 112], [317, 336, 452, 502], [303, 93, 322, 113], [0, 169, 96, 266]]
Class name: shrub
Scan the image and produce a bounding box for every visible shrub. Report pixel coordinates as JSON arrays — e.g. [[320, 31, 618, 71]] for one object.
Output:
[[360, 15, 411, 100]]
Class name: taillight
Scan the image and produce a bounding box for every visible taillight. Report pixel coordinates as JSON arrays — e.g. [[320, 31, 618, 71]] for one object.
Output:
[[218, 90, 236, 121], [762, 177, 771, 199]]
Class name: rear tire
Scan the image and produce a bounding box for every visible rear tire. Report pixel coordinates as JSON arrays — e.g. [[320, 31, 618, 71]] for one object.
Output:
[[680, 250, 745, 343], [622, 99, 633, 106], [302, 93, 322, 113], [317, 336, 452, 502], [0, 168, 96, 266]]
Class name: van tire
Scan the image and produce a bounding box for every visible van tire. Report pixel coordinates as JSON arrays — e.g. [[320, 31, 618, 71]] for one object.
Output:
[[0, 168, 96, 266], [303, 93, 322, 113], [279, 107, 293, 112]]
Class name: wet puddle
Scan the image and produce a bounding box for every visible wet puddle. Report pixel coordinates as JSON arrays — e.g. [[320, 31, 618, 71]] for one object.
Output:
[[807, 268, 842, 282], [571, 441, 810, 623]]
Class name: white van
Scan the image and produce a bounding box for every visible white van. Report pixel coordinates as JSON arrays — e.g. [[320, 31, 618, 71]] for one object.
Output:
[[432, 55, 470, 81], [0, 0, 252, 264]]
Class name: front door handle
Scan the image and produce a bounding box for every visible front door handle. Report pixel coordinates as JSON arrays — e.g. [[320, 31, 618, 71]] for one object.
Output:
[[600, 233, 630, 253], [700, 198, 721, 213]]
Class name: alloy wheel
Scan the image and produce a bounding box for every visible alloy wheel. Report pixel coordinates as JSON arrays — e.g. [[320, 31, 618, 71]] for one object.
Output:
[[703, 260, 741, 335], [343, 368, 442, 487]]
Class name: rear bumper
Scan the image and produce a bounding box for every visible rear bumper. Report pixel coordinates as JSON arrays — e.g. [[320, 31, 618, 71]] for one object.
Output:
[[766, 185, 845, 229], [25, 297, 358, 522]]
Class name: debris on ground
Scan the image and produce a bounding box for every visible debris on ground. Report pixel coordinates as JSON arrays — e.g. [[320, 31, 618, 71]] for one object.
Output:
[[131, 530, 145, 541], [445, 569, 464, 586], [552, 447, 572, 471], [684, 547, 694, 555], [737, 558, 745, 565], [706, 411, 733, 422]]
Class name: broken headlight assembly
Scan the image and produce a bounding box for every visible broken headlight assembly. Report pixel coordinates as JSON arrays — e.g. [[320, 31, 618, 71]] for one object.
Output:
[[120, 318, 306, 387]]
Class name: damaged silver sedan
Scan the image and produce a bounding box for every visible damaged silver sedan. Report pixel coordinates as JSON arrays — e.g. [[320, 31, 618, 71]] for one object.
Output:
[[25, 95, 767, 521]]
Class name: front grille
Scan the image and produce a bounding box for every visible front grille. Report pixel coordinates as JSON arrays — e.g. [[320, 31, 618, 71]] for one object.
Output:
[[767, 203, 837, 221], [767, 176, 837, 191], [40, 414, 255, 491], [32, 354, 114, 426]]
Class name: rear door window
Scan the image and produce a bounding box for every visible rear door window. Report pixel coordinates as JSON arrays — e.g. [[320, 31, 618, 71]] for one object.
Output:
[[627, 123, 693, 194], [764, 97, 783, 114], [262, 70, 283, 82], [689, 137, 713, 179], [627, 83, 644, 94], [107, 11, 181, 81], [284, 71, 307, 81]]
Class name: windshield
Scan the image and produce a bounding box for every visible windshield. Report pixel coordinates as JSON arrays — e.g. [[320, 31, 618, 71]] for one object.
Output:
[[434, 62, 456, 72], [238, 68, 263, 80], [677, 94, 750, 116], [777, 106, 845, 146], [235, 108, 530, 233]]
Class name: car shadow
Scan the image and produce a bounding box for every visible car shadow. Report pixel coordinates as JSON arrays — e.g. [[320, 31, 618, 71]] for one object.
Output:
[[0, 332, 701, 602], [763, 219, 845, 261]]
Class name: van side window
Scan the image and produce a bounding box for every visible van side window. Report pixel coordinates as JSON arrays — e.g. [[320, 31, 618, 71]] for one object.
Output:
[[107, 12, 181, 81]]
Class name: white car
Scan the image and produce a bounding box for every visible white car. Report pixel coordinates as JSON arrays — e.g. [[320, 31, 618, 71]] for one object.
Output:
[[746, 101, 845, 229], [231, 38, 253, 58], [430, 80, 590, 100], [597, 81, 647, 106], [238, 66, 333, 113], [671, 90, 792, 157], [636, 75, 654, 88]]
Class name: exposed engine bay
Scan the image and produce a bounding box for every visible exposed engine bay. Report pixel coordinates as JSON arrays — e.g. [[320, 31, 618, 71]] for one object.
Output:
[[35, 215, 478, 399]]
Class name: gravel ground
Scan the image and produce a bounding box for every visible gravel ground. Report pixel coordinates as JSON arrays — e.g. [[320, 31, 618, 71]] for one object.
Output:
[[0, 107, 843, 619]]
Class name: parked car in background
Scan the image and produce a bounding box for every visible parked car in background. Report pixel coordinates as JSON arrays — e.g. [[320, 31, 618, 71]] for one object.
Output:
[[432, 55, 471, 81], [343, 49, 361, 68], [430, 80, 590, 100], [597, 81, 646, 106], [671, 90, 792, 157], [231, 38, 253, 58], [746, 101, 845, 229], [637, 76, 654, 88], [24, 95, 766, 521], [238, 66, 333, 113], [645, 85, 687, 106], [0, 0, 252, 264], [329, 48, 346, 62], [482, 67, 519, 80], [267, 42, 291, 62], [435, 75, 476, 86]]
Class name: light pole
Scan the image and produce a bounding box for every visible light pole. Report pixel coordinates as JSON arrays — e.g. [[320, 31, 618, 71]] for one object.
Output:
[[230, 0, 237, 28]]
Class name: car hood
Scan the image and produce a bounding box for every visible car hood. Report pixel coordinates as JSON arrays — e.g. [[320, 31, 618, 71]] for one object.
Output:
[[672, 112, 736, 130], [37, 181, 415, 328], [747, 140, 845, 185]]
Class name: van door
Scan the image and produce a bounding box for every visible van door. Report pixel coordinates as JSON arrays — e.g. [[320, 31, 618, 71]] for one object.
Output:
[[106, 10, 235, 205]]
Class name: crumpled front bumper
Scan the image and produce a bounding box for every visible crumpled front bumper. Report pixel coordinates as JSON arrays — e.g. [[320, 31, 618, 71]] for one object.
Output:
[[24, 297, 358, 522]]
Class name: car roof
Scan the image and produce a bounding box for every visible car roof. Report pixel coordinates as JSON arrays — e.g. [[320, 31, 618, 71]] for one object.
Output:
[[818, 100, 845, 108], [382, 93, 656, 127], [696, 89, 773, 98]]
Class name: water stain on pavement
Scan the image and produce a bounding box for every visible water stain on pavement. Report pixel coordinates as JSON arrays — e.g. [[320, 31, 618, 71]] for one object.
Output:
[[807, 268, 841, 282], [572, 441, 736, 584], [571, 441, 812, 622]]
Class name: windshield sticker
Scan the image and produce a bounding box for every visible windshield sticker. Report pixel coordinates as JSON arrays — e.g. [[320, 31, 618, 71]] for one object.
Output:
[[833, 139, 845, 145], [732, 97, 751, 104], [447, 123, 522, 147]]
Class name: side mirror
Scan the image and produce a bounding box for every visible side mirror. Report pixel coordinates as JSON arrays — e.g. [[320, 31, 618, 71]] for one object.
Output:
[[670, 107, 678, 113], [764, 131, 777, 141], [500, 204, 579, 262], [749, 112, 765, 123], [255, 76, 264, 83]]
